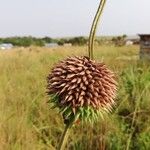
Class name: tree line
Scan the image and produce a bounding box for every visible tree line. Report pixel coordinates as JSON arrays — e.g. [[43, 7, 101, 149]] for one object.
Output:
[[0, 36, 88, 47], [0, 35, 129, 47]]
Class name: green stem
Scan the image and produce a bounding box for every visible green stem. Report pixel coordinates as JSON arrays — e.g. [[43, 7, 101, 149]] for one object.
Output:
[[57, 123, 72, 150], [88, 0, 107, 59]]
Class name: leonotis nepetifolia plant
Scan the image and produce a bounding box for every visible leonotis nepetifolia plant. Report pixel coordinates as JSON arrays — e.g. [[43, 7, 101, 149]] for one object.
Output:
[[46, 0, 117, 150]]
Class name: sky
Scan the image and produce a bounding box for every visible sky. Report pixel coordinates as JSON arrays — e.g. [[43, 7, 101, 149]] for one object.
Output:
[[0, 0, 150, 37]]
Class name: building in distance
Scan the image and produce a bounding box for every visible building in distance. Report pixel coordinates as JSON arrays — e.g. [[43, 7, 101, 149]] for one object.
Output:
[[125, 35, 140, 45], [44, 43, 58, 48], [138, 34, 150, 60], [0, 43, 13, 50]]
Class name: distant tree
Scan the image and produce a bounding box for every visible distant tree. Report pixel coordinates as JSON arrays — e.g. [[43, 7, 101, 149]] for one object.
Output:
[[57, 39, 65, 45], [112, 35, 126, 46], [0, 36, 45, 47], [42, 37, 53, 43], [33, 39, 45, 47], [123, 34, 127, 39], [0, 38, 3, 44], [68, 37, 87, 45]]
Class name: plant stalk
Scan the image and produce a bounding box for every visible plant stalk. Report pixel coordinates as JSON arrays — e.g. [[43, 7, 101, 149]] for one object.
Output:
[[57, 1, 107, 149], [57, 123, 72, 150], [88, 0, 107, 59]]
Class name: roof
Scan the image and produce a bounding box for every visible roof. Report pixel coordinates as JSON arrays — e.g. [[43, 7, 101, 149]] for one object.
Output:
[[45, 43, 58, 48], [138, 34, 150, 37], [125, 35, 139, 41], [0, 43, 13, 49]]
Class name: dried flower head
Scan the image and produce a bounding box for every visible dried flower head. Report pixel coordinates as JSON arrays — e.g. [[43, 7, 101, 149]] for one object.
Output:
[[47, 56, 117, 122]]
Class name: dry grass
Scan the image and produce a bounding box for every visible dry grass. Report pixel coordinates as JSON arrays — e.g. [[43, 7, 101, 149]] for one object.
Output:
[[0, 45, 150, 150]]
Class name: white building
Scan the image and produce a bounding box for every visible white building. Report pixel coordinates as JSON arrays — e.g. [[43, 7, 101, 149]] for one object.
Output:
[[125, 40, 134, 46], [0, 43, 13, 50], [45, 43, 58, 48]]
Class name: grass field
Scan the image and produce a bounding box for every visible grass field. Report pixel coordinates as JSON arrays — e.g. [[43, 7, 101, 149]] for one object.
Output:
[[0, 45, 150, 150]]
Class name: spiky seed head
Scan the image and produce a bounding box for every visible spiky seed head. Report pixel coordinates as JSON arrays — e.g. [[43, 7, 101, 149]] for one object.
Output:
[[47, 56, 117, 123]]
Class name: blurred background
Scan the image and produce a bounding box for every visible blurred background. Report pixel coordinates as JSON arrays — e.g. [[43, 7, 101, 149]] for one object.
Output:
[[0, 0, 150, 150]]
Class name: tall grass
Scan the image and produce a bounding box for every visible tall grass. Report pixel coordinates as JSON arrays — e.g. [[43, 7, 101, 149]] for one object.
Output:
[[0, 45, 150, 150]]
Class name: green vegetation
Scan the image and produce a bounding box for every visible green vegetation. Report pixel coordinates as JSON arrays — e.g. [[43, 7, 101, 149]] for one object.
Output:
[[112, 35, 127, 46], [0, 37, 45, 47], [0, 36, 88, 47], [58, 37, 88, 46], [0, 35, 129, 47], [0, 45, 150, 149]]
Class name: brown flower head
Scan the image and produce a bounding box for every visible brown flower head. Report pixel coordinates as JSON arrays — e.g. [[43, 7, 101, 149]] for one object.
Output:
[[47, 56, 117, 122]]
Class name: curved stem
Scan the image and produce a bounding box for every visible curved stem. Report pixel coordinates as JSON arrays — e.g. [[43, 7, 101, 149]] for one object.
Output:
[[88, 0, 107, 60], [57, 123, 72, 150]]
